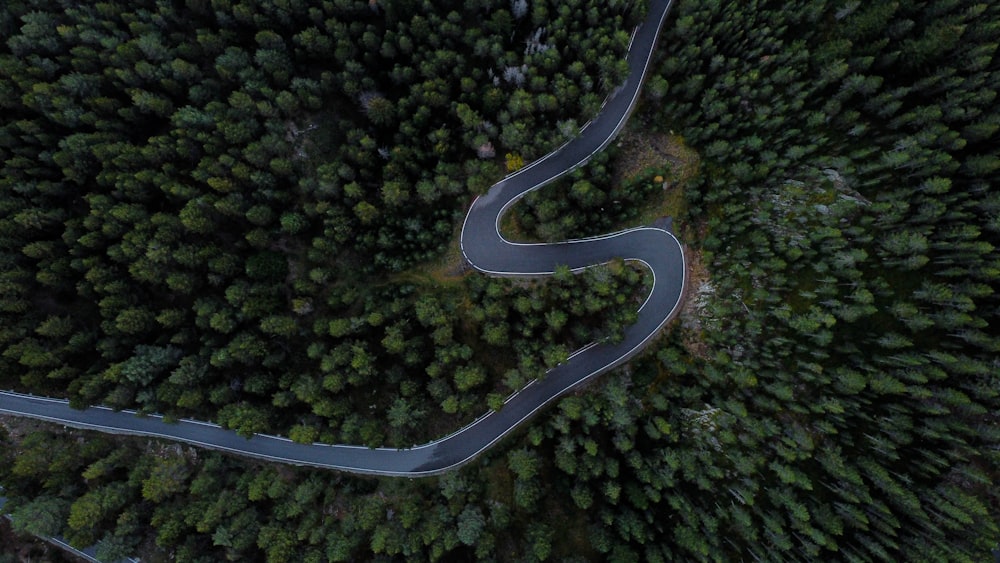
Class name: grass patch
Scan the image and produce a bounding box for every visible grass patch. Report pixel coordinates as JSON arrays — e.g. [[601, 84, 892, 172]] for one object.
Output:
[[614, 126, 701, 233]]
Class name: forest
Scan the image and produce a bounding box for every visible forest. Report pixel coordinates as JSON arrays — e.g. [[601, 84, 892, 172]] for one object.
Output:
[[2, 0, 1000, 561], [0, 0, 646, 447]]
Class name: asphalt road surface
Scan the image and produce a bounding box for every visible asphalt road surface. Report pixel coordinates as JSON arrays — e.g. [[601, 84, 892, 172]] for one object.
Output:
[[0, 0, 682, 477]]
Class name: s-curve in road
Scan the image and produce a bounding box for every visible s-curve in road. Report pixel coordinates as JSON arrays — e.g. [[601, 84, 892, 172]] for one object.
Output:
[[0, 0, 682, 477]]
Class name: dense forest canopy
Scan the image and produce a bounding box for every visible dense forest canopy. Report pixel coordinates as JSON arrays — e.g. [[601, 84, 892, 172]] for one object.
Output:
[[2, 0, 1000, 561], [0, 0, 646, 446]]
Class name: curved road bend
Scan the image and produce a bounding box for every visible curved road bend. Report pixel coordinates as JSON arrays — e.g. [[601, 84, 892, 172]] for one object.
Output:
[[0, 0, 682, 477]]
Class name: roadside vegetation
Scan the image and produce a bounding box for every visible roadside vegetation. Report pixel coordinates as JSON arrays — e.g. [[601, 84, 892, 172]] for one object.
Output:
[[0, 0, 646, 445], [505, 126, 699, 242], [0, 518, 76, 563]]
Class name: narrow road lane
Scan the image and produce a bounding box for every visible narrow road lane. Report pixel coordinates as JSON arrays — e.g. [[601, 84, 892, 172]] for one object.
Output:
[[0, 0, 681, 476]]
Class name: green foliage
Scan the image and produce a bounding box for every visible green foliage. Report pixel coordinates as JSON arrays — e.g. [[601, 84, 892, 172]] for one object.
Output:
[[509, 148, 669, 241], [456, 505, 486, 546], [119, 345, 183, 387], [8, 496, 70, 538], [557, 0, 1000, 559]]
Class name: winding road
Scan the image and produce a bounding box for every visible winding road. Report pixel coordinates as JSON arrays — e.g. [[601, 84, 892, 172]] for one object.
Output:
[[0, 0, 682, 477]]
